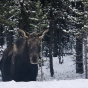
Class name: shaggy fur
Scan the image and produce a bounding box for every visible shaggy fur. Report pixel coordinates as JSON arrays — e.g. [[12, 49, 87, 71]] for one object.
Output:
[[1, 38, 38, 81]]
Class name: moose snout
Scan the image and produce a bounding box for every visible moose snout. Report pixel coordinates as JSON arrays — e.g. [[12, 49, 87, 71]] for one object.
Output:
[[30, 55, 39, 64]]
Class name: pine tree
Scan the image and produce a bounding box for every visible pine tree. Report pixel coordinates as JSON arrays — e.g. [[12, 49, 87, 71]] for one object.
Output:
[[69, 0, 84, 73], [18, 0, 49, 32], [0, 0, 17, 47], [28, 0, 49, 32], [48, 0, 70, 60]]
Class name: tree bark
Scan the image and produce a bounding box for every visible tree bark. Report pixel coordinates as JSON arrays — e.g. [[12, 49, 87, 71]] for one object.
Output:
[[53, 22, 58, 57], [76, 35, 83, 73], [49, 7, 54, 77], [0, 25, 4, 47], [49, 21, 54, 77]]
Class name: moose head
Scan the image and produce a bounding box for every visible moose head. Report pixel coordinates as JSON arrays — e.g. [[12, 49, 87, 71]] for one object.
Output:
[[18, 29, 48, 64]]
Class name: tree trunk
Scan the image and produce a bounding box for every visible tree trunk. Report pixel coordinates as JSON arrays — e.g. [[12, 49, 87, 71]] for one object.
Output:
[[49, 7, 54, 77], [49, 21, 54, 77], [76, 35, 83, 73], [6, 26, 13, 47], [0, 25, 4, 48], [53, 22, 58, 57]]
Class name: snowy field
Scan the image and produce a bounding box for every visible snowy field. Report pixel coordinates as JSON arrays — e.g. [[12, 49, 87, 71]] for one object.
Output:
[[0, 45, 87, 88], [0, 79, 88, 88], [37, 55, 85, 81]]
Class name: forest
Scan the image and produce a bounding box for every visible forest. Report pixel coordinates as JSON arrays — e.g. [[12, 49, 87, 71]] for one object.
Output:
[[0, 0, 88, 80]]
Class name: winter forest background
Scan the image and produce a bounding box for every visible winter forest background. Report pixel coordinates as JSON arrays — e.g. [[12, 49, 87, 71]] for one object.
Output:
[[0, 0, 88, 81]]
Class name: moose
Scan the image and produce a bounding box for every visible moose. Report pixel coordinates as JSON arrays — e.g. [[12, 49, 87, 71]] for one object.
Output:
[[0, 29, 48, 81]]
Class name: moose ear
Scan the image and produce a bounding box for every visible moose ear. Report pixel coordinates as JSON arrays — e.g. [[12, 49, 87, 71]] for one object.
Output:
[[18, 29, 28, 38], [38, 29, 49, 40]]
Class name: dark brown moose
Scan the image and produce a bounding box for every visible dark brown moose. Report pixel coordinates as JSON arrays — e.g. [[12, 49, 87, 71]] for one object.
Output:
[[0, 29, 48, 81]]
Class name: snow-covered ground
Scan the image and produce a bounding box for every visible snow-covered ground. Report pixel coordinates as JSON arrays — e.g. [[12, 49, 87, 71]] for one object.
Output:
[[0, 79, 88, 88], [37, 55, 84, 81]]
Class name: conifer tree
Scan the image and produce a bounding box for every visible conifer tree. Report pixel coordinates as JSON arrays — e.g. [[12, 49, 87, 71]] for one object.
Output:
[[0, 0, 17, 47], [28, 0, 49, 32]]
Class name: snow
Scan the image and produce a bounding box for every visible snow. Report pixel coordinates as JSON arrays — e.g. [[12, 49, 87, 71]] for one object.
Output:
[[37, 55, 84, 81], [0, 79, 88, 88]]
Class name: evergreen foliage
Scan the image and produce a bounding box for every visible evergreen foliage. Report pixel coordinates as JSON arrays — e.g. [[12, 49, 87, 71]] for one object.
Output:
[[28, 0, 49, 32], [0, 0, 20, 27]]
